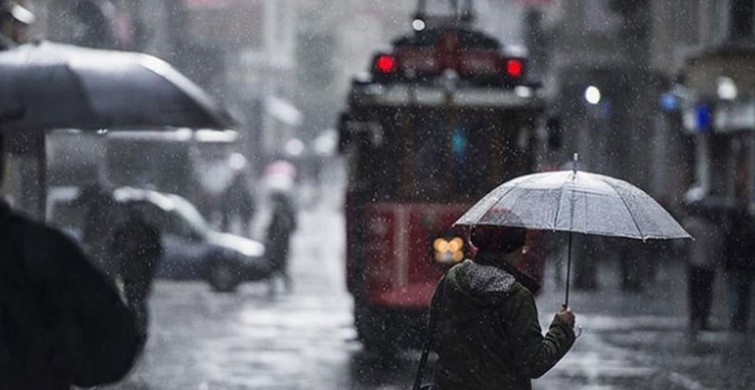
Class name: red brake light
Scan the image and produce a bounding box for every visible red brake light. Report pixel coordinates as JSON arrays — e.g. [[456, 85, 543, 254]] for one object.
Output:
[[505, 59, 524, 78], [375, 55, 397, 74]]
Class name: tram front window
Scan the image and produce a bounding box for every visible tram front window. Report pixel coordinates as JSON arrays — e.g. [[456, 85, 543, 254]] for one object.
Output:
[[360, 109, 524, 202]]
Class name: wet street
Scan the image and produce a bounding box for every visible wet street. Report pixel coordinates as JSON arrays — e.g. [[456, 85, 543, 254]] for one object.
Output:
[[108, 183, 755, 390], [6, 2, 755, 390]]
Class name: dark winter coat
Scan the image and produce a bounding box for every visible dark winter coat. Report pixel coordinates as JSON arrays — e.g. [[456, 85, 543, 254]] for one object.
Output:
[[266, 195, 297, 272], [0, 201, 139, 389], [110, 216, 163, 302], [432, 251, 575, 390], [221, 176, 256, 229], [724, 209, 755, 275]]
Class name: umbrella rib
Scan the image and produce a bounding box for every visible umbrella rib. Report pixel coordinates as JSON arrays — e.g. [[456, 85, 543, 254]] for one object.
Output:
[[498, 174, 545, 227], [604, 179, 644, 239], [553, 178, 569, 231], [476, 177, 527, 225]]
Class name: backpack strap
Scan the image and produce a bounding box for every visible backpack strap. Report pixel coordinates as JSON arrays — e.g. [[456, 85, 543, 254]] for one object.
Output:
[[412, 274, 446, 390]]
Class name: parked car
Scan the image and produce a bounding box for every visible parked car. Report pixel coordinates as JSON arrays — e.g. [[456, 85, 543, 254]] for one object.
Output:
[[49, 186, 270, 292]]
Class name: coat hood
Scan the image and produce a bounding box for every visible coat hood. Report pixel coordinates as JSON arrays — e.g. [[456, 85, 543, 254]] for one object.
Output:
[[446, 258, 517, 308], [445, 251, 541, 308]]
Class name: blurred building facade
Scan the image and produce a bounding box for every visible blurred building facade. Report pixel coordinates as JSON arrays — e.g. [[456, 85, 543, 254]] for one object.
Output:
[[159, 0, 300, 169], [538, 1, 661, 195], [534, 0, 755, 219], [513, 0, 755, 290], [670, 0, 755, 214]]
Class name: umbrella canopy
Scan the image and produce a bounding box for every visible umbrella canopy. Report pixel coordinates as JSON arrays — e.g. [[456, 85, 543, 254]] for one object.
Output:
[[0, 41, 235, 131], [455, 160, 690, 306], [455, 170, 690, 240]]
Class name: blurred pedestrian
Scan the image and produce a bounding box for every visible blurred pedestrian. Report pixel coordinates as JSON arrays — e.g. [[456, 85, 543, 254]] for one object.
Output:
[[263, 158, 297, 194], [78, 183, 118, 278], [0, 1, 34, 50], [221, 172, 255, 236], [723, 206, 755, 332], [682, 201, 724, 331], [110, 203, 163, 345], [0, 137, 139, 389], [265, 191, 297, 294], [427, 224, 576, 390]]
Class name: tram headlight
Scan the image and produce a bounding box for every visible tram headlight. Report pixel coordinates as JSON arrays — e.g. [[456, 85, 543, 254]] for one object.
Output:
[[433, 236, 465, 265]]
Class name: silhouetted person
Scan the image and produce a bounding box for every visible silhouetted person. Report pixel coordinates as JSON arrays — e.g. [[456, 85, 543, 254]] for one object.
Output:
[[682, 202, 723, 331], [0, 138, 139, 389], [0, 1, 34, 50], [221, 173, 255, 236], [431, 224, 576, 389], [110, 203, 163, 345], [78, 183, 118, 278], [723, 206, 755, 332], [266, 191, 297, 294]]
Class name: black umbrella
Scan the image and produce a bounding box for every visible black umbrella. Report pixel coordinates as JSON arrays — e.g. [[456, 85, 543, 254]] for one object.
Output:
[[0, 41, 236, 131]]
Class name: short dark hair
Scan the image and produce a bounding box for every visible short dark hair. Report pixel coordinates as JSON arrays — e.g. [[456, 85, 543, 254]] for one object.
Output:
[[470, 225, 527, 254]]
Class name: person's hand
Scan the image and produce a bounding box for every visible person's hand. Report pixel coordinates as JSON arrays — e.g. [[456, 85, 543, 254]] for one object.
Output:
[[556, 304, 575, 328]]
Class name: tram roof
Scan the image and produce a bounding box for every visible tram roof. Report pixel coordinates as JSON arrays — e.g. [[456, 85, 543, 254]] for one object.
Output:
[[392, 26, 501, 51]]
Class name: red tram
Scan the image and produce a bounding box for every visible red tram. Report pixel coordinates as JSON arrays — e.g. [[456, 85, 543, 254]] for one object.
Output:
[[338, 6, 547, 349]]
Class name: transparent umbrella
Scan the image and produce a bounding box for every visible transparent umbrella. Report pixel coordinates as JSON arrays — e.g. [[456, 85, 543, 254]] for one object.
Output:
[[455, 154, 691, 305]]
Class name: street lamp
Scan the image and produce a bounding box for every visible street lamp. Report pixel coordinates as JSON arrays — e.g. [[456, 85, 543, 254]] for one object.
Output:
[[412, 18, 426, 32], [585, 85, 601, 105], [717, 77, 738, 101]]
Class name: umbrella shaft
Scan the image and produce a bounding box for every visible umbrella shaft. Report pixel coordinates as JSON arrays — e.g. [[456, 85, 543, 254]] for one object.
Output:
[[565, 231, 573, 307]]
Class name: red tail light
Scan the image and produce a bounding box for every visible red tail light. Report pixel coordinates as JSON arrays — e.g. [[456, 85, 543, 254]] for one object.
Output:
[[375, 54, 397, 74], [505, 59, 524, 78]]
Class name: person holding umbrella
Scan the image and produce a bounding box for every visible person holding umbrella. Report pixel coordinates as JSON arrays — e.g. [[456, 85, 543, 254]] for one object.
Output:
[[681, 189, 724, 332], [452, 154, 691, 307], [428, 223, 576, 390], [414, 154, 691, 389], [109, 202, 163, 347]]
